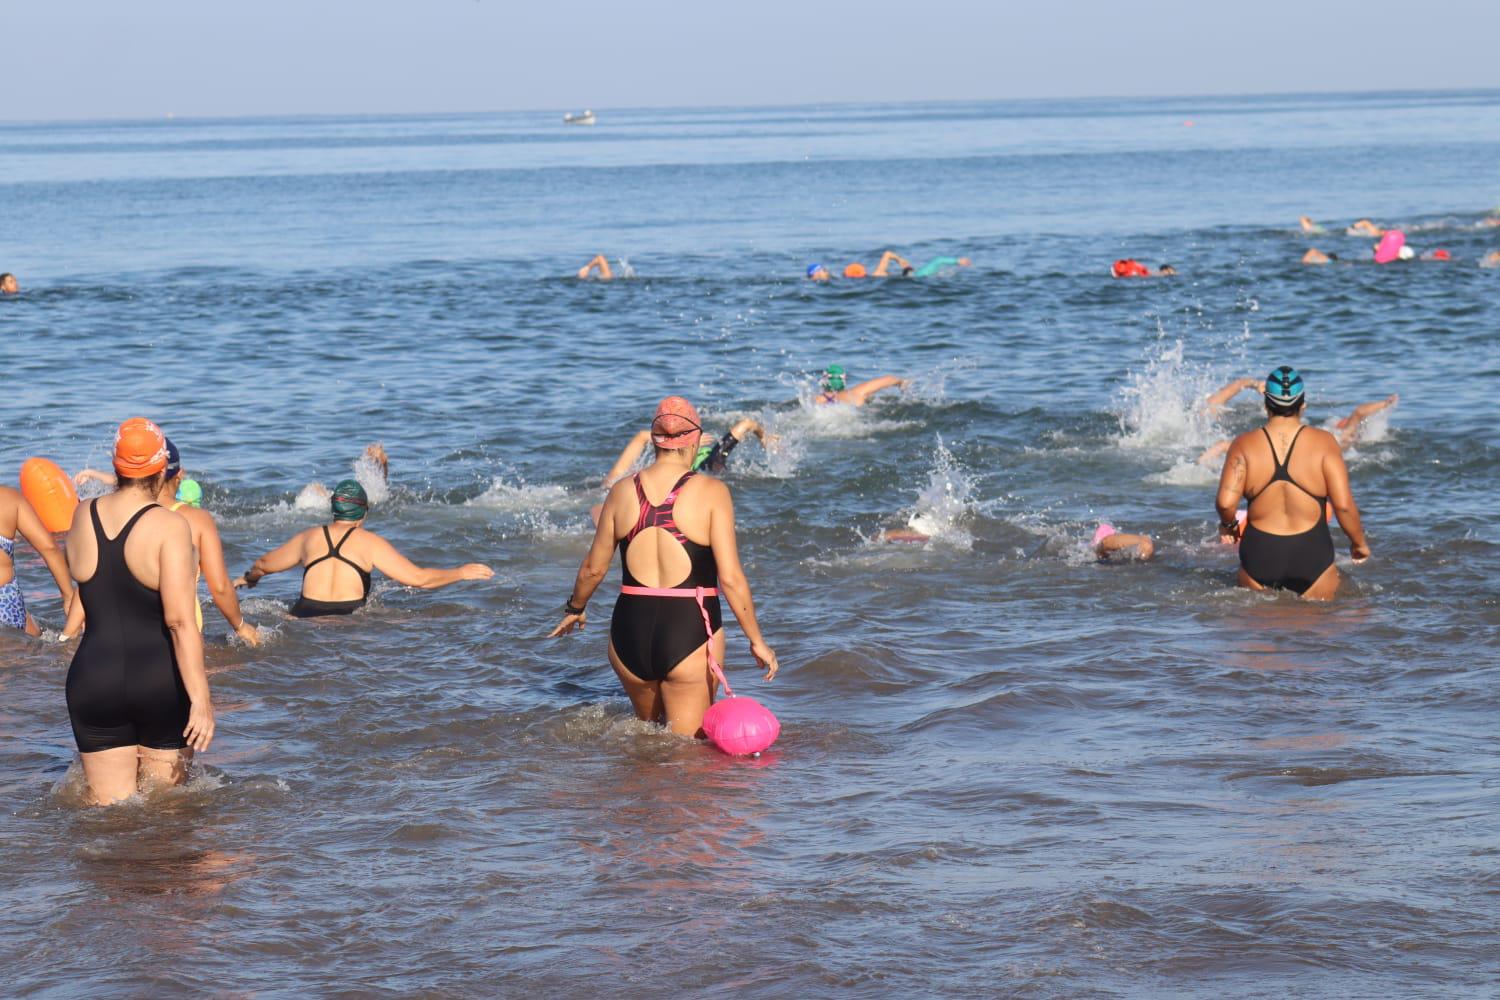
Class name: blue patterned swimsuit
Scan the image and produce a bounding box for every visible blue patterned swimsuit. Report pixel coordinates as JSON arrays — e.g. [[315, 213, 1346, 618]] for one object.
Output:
[[0, 535, 28, 630]]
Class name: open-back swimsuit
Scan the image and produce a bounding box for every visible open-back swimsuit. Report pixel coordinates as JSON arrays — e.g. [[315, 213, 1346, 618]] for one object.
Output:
[[1238, 426, 1335, 595], [65, 502, 190, 753], [290, 524, 371, 618], [0, 534, 28, 630], [610, 471, 722, 682]]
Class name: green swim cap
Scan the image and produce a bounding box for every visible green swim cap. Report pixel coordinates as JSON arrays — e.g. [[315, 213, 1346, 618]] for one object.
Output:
[[822, 364, 846, 392], [693, 442, 715, 471], [175, 478, 203, 508], [331, 479, 369, 521]]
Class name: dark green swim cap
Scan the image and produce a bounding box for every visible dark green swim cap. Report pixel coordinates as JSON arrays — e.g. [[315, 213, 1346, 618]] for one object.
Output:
[[331, 479, 368, 521]]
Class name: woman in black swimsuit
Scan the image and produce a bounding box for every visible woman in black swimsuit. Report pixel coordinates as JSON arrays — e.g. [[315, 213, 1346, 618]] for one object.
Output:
[[237, 479, 493, 616], [552, 396, 778, 738], [63, 418, 214, 805], [1215, 367, 1371, 600]]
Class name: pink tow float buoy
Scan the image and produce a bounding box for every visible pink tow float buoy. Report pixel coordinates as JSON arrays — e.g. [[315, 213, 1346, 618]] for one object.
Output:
[[1374, 230, 1405, 264], [701, 659, 780, 756]]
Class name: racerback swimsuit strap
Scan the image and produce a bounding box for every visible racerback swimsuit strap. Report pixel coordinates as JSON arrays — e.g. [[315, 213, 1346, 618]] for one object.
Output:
[[624, 471, 697, 546], [303, 524, 372, 596], [1254, 426, 1327, 503]]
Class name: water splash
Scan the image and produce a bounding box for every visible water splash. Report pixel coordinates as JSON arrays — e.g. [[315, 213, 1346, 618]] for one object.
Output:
[[1114, 339, 1223, 451], [894, 439, 975, 549]]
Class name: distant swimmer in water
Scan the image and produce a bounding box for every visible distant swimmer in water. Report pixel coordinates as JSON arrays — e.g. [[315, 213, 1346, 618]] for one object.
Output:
[[0, 483, 76, 636], [1301, 248, 1338, 265], [551, 396, 778, 738], [1204, 377, 1265, 415], [0, 272, 18, 296], [235, 479, 493, 618], [1092, 523, 1155, 561], [1111, 259, 1174, 278], [1215, 367, 1370, 600], [816, 364, 908, 406], [806, 263, 831, 282], [1346, 219, 1385, 238], [577, 255, 614, 281], [1481, 251, 1500, 269], [61, 418, 213, 805], [1299, 216, 1326, 234], [1196, 393, 1398, 465], [75, 439, 258, 645], [591, 417, 776, 525]]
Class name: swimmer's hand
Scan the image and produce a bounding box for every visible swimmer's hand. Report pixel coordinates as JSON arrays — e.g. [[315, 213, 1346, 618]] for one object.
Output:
[[184, 699, 215, 753], [751, 640, 779, 681], [231, 575, 248, 589], [549, 612, 587, 637], [460, 563, 495, 581], [1351, 542, 1371, 564], [234, 621, 261, 647]]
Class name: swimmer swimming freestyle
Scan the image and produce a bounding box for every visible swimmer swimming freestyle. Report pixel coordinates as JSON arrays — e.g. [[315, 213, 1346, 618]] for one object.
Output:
[[816, 364, 908, 406]]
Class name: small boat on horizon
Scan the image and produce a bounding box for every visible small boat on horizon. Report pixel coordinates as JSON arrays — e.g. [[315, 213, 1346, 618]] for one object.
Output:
[[563, 110, 596, 126]]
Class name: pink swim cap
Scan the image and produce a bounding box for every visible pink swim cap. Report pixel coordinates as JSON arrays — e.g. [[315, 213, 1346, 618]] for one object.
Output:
[[1092, 523, 1117, 546], [650, 396, 703, 450], [1374, 230, 1405, 264]]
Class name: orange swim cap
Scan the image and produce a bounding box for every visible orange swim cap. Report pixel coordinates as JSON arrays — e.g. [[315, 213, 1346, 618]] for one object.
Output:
[[650, 396, 703, 450], [843, 262, 867, 278], [113, 417, 169, 477]]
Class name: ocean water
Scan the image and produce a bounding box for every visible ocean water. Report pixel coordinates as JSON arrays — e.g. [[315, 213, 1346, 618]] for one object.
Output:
[[2, 91, 1499, 996]]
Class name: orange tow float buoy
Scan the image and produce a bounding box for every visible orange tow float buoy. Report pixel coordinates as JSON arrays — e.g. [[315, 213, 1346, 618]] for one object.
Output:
[[20, 457, 78, 533]]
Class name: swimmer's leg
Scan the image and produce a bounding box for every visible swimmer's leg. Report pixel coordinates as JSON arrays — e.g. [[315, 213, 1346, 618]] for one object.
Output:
[[79, 746, 142, 806], [607, 640, 664, 726], [24, 611, 40, 638], [659, 630, 725, 739], [138, 746, 192, 791], [1299, 563, 1341, 602]]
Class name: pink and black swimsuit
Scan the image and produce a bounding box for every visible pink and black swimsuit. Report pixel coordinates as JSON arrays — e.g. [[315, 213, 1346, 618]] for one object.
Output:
[[610, 471, 722, 682]]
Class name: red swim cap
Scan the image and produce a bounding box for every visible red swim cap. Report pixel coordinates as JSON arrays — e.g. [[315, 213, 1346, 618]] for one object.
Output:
[[1432, 249, 1451, 260], [650, 396, 703, 450]]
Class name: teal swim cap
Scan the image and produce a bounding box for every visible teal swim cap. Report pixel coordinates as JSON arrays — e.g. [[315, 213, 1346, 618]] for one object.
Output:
[[331, 479, 369, 521], [175, 478, 203, 508], [821, 364, 846, 392]]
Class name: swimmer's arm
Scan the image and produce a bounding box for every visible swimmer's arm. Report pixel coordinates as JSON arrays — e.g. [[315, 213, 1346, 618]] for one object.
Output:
[[161, 518, 213, 751], [196, 517, 254, 640], [14, 492, 74, 603], [872, 251, 910, 277], [577, 255, 611, 280], [238, 532, 306, 587], [550, 489, 620, 635], [1215, 443, 1248, 539], [842, 374, 907, 405], [707, 483, 777, 679], [368, 535, 493, 589], [602, 430, 651, 488], [1203, 378, 1260, 413], [729, 417, 772, 445], [1323, 445, 1369, 559], [1196, 439, 1231, 466], [73, 468, 117, 488]]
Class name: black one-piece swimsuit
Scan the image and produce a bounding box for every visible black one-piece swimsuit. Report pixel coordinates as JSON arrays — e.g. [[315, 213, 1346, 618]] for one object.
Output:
[[1238, 427, 1335, 595]]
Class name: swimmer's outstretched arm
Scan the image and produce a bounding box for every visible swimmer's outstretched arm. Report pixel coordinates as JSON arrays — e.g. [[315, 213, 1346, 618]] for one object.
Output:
[[1203, 378, 1262, 413], [729, 417, 772, 445], [706, 479, 778, 680], [1334, 394, 1398, 447], [74, 468, 117, 488], [551, 479, 629, 636], [1323, 447, 1370, 562], [872, 251, 911, 277], [1196, 439, 1231, 466], [235, 531, 308, 589], [1214, 441, 1249, 542], [367, 535, 493, 589], [602, 430, 652, 488], [576, 255, 613, 280], [841, 374, 908, 405]]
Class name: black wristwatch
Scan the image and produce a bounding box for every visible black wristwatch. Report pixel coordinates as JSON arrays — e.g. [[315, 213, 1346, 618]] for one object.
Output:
[[564, 599, 586, 616], [243, 568, 259, 588]]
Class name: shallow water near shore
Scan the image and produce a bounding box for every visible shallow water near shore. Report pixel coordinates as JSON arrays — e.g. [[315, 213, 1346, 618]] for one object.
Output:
[[2, 91, 1499, 996]]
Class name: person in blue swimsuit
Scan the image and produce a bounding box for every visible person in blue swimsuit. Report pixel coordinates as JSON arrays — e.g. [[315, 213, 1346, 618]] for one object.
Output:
[[552, 396, 778, 738], [0, 485, 76, 635]]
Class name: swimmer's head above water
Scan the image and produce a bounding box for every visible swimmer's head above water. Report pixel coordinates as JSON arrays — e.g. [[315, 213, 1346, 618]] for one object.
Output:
[[820, 365, 847, 393], [806, 263, 830, 281], [176, 478, 203, 508], [331, 479, 369, 521], [1264, 365, 1306, 416], [0, 273, 17, 295]]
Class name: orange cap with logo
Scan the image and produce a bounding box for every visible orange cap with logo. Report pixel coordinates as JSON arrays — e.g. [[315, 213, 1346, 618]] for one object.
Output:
[[113, 417, 169, 477]]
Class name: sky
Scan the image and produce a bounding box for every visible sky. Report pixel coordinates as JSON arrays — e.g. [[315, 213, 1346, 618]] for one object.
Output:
[[2, 0, 1497, 121]]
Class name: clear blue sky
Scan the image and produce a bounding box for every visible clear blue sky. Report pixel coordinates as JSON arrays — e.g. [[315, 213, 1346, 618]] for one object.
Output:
[[3, 0, 1496, 121]]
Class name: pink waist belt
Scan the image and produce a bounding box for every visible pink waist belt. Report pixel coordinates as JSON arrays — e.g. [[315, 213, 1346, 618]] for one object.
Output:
[[617, 585, 731, 692]]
